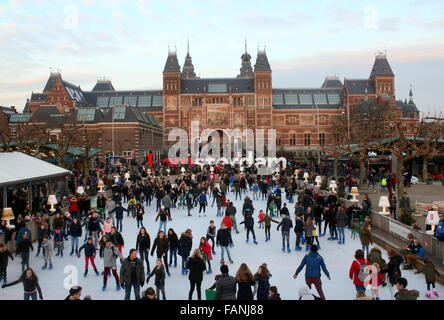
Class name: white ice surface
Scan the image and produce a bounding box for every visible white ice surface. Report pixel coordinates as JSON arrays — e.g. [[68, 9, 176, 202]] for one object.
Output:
[[1, 189, 443, 300]]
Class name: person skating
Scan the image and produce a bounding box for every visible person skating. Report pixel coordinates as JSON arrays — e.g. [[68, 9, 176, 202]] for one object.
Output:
[[216, 223, 234, 264], [199, 237, 213, 274], [0, 243, 13, 284], [78, 237, 99, 277], [261, 211, 279, 242], [141, 287, 156, 300], [135, 203, 145, 228], [2, 268, 43, 300], [136, 227, 151, 274], [108, 202, 128, 232], [254, 264, 271, 301], [101, 240, 123, 291], [155, 206, 171, 234], [150, 231, 170, 277], [293, 245, 331, 300], [197, 191, 207, 217], [41, 235, 53, 270], [110, 227, 124, 254], [360, 216, 372, 257], [268, 286, 282, 300], [213, 264, 237, 300], [68, 218, 82, 256], [36, 223, 49, 257], [335, 207, 348, 245], [53, 227, 68, 257], [206, 220, 217, 255], [304, 218, 314, 251], [146, 259, 167, 300], [277, 214, 293, 253], [349, 249, 370, 297], [178, 229, 193, 275], [120, 249, 145, 300], [423, 258, 439, 298], [235, 263, 255, 300], [380, 249, 404, 299], [294, 214, 304, 251], [186, 249, 206, 300], [239, 212, 258, 244], [16, 233, 33, 272], [225, 201, 239, 233], [167, 228, 178, 268]]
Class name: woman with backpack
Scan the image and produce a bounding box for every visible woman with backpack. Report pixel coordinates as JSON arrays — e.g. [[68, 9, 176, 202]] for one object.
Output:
[[348, 249, 370, 298]]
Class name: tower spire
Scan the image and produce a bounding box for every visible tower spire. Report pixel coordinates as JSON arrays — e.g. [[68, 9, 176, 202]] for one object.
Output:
[[409, 84, 414, 103], [245, 38, 247, 54]]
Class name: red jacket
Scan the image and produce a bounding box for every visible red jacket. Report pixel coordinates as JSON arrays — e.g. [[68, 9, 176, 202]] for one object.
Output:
[[222, 216, 233, 229], [199, 241, 212, 261], [349, 258, 370, 286], [69, 196, 79, 212], [369, 269, 385, 287]]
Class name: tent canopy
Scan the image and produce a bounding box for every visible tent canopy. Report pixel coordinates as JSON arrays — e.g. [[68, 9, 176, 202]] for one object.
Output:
[[0, 152, 70, 187]]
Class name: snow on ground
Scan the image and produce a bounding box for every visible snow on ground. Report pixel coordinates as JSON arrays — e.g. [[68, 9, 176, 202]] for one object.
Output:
[[1, 188, 443, 300]]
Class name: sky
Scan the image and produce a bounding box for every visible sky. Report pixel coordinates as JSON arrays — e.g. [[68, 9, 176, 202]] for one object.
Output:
[[0, 0, 444, 114]]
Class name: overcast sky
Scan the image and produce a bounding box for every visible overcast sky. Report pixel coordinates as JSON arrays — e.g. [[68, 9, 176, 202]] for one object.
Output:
[[1, 0, 443, 114]]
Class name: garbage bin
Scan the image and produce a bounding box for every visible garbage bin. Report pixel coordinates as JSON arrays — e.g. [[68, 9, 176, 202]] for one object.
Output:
[[205, 289, 216, 300]]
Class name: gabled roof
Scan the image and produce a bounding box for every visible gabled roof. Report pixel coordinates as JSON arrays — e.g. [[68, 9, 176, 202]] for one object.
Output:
[[181, 78, 255, 94], [370, 53, 394, 77], [163, 51, 181, 73], [254, 50, 271, 72], [396, 100, 419, 113], [344, 79, 376, 95], [30, 93, 48, 102], [72, 107, 105, 123], [30, 105, 61, 123], [100, 106, 160, 127]]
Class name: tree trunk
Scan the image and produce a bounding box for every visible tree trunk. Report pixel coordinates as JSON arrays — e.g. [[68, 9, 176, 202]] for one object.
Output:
[[83, 155, 90, 177], [333, 156, 338, 180], [397, 158, 405, 202], [422, 157, 429, 182], [359, 158, 366, 187]]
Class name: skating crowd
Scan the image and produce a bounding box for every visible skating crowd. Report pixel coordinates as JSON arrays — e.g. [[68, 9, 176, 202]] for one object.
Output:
[[0, 164, 442, 301]]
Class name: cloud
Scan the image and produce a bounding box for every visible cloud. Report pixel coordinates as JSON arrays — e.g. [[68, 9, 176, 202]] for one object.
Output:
[[424, 18, 444, 29], [187, 8, 199, 16], [112, 11, 125, 19], [236, 10, 314, 27], [138, 0, 152, 16]]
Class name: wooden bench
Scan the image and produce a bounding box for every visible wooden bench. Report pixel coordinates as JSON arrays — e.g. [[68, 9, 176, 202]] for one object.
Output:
[[370, 226, 444, 285]]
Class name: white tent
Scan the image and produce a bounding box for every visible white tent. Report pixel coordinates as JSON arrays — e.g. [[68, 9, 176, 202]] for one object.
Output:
[[0, 152, 70, 187]]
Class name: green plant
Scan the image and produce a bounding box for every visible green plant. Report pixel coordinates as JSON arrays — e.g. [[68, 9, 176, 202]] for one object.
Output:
[[399, 207, 416, 226]]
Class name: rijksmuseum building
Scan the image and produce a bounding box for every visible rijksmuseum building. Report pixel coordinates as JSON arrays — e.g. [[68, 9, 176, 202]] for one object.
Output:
[[17, 46, 420, 160]]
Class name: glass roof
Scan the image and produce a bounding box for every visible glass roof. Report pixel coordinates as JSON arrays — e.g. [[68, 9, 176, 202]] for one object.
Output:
[[97, 96, 109, 108], [327, 94, 341, 105], [284, 94, 298, 104], [113, 106, 126, 120], [138, 96, 151, 107], [109, 96, 123, 106], [208, 83, 227, 93], [313, 94, 328, 105], [9, 114, 32, 123], [272, 94, 284, 105], [77, 108, 95, 121], [152, 96, 163, 107], [299, 94, 313, 105], [124, 96, 137, 106]]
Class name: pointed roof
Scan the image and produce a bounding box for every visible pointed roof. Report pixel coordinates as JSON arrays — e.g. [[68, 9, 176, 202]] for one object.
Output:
[[254, 49, 271, 72], [409, 85, 414, 103], [370, 52, 394, 77], [182, 40, 197, 79], [163, 50, 181, 73], [238, 40, 253, 78]]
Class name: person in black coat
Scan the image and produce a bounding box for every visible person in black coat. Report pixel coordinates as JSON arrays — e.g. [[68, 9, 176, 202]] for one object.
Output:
[[2, 268, 43, 300], [68, 218, 83, 256], [216, 224, 234, 264], [146, 259, 166, 300], [235, 263, 255, 300], [108, 203, 128, 232], [178, 229, 193, 275], [16, 233, 33, 272], [167, 228, 179, 268], [186, 249, 206, 300], [239, 213, 257, 244], [0, 243, 13, 283], [136, 228, 151, 274]]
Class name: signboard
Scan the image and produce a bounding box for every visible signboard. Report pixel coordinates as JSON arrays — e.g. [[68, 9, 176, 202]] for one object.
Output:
[[388, 220, 411, 240]]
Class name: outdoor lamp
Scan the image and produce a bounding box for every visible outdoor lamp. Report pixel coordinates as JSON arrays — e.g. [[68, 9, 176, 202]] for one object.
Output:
[[329, 180, 338, 193], [315, 176, 322, 188], [47, 195, 58, 212], [166, 168, 171, 176], [97, 180, 105, 193], [124, 172, 130, 181], [350, 186, 360, 202], [426, 209, 440, 235], [1, 208, 15, 229], [76, 186, 85, 195], [303, 172, 309, 183], [378, 196, 390, 215], [210, 167, 214, 173], [181, 167, 185, 174], [147, 168, 152, 176]]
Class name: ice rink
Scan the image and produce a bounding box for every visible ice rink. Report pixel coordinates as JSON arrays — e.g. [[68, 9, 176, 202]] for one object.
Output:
[[1, 188, 443, 300]]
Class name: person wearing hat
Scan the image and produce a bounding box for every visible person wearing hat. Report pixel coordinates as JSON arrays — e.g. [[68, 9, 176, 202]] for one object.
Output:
[[293, 245, 330, 300]]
